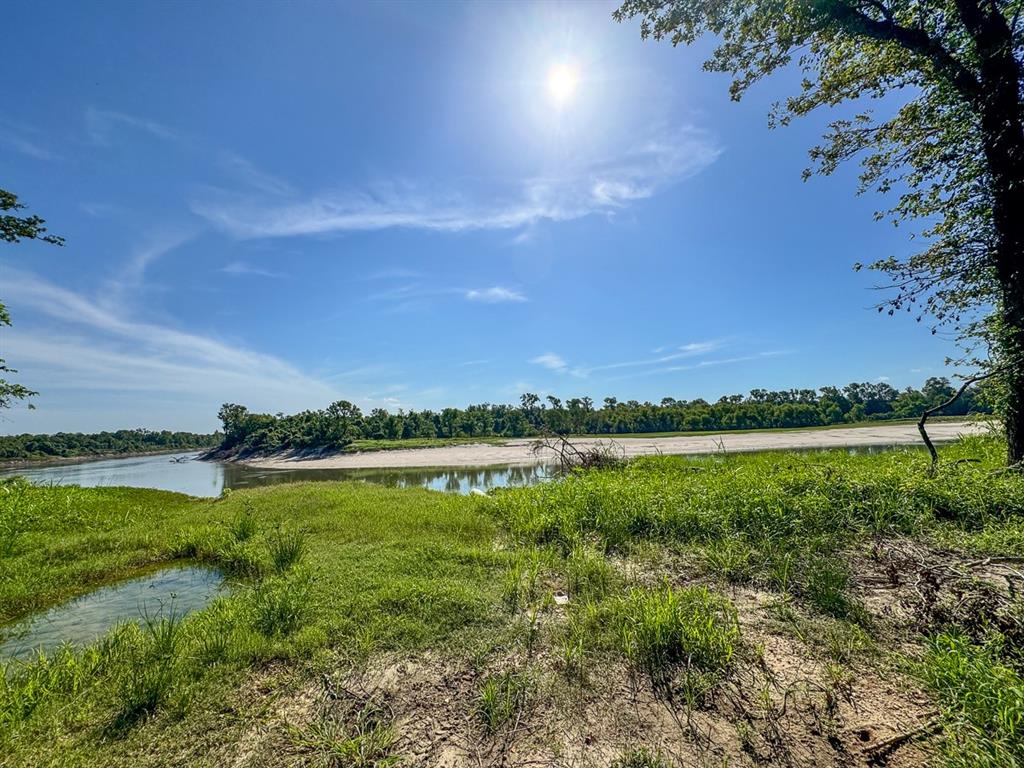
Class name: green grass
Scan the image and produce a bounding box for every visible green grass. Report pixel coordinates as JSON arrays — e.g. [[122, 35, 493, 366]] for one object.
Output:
[[0, 480, 504, 765], [476, 670, 532, 733], [617, 584, 740, 693], [2, 434, 1023, 765], [923, 632, 1024, 767]]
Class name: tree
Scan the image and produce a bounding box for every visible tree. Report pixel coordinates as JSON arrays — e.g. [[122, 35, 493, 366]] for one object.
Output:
[[1, 188, 64, 410], [614, 1, 1024, 464]]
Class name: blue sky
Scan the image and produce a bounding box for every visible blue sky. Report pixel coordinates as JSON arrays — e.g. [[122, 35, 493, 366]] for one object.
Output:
[[1, 1, 959, 433]]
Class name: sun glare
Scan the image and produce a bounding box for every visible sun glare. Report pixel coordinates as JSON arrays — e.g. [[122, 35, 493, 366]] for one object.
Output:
[[547, 62, 579, 106]]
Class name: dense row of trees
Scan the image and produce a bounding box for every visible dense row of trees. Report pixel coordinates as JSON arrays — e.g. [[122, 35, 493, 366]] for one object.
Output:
[[0, 429, 220, 461], [215, 377, 992, 454]]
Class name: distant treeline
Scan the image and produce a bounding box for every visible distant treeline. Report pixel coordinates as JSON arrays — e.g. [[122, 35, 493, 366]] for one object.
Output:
[[215, 377, 992, 455], [0, 429, 221, 461]]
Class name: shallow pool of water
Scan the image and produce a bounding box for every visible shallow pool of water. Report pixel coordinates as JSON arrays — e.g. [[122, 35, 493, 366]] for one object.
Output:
[[0, 566, 224, 663]]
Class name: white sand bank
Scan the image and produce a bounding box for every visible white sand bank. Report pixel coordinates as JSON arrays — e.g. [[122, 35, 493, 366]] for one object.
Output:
[[241, 420, 988, 470]]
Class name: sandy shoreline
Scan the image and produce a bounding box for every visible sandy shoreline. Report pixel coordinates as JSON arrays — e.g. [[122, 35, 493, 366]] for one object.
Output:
[[242, 421, 988, 470]]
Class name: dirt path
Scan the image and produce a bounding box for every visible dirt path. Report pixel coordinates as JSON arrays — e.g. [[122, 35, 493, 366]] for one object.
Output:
[[242, 420, 987, 470]]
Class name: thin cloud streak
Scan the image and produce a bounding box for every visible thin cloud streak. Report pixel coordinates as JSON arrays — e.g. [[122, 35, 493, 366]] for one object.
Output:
[[85, 107, 180, 144], [605, 351, 792, 382], [0, 122, 57, 161], [465, 287, 527, 303], [190, 128, 721, 238], [220, 261, 286, 279]]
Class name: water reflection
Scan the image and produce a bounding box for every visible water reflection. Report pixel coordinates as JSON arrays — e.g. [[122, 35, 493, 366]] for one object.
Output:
[[0, 452, 551, 498], [222, 462, 552, 495], [0, 566, 223, 663]]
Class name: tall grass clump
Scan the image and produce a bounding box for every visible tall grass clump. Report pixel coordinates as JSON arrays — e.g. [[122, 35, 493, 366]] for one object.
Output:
[[111, 611, 186, 730], [249, 573, 313, 637], [923, 632, 1024, 768], [268, 524, 306, 573], [229, 503, 259, 542], [291, 702, 400, 768], [617, 584, 740, 693], [566, 544, 620, 601], [476, 670, 531, 733]]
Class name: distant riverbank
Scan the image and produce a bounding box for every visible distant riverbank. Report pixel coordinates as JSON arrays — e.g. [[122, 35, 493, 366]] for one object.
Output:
[[0, 447, 211, 471], [240, 420, 987, 470]]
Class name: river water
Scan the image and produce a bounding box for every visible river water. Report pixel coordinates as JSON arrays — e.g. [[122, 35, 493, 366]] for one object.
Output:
[[0, 451, 551, 497]]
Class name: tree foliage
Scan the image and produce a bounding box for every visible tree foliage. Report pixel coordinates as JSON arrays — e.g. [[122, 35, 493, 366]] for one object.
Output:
[[0, 429, 219, 461], [214, 377, 990, 454], [1, 188, 63, 411]]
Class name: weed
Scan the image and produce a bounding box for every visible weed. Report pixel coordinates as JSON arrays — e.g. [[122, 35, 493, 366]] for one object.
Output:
[[291, 702, 399, 768], [268, 524, 306, 573], [249, 573, 312, 637], [215, 540, 265, 578], [802, 557, 868, 624], [610, 747, 672, 768], [703, 537, 755, 584], [229, 502, 259, 542], [477, 670, 531, 733], [110, 613, 184, 730], [566, 545, 619, 600], [502, 548, 542, 615], [618, 584, 740, 693]]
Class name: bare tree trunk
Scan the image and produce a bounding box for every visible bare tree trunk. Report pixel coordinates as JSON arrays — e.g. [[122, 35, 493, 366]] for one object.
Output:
[[918, 372, 997, 471]]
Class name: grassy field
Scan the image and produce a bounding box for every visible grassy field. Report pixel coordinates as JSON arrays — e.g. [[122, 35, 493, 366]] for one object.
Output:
[[2, 435, 1023, 766]]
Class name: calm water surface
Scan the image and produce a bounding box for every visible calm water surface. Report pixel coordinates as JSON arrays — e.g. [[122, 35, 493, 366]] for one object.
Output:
[[0, 566, 223, 663], [0, 452, 551, 497]]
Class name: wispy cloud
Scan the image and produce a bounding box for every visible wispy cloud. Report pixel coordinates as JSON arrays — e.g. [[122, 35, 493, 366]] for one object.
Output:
[[583, 340, 725, 374], [366, 282, 529, 310], [218, 152, 295, 197], [103, 231, 195, 307], [605, 351, 791, 382], [2, 268, 340, 417], [527, 342, 788, 383], [465, 287, 527, 304], [362, 268, 422, 281], [0, 121, 57, 161], [220, 261, 285, 279], [191, 128, 720, 239], [530, 353, 569, 373], [85, 107, 180, 145]]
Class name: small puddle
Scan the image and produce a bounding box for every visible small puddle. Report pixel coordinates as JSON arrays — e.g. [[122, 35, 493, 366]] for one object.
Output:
[[0, 565, 224, 663]]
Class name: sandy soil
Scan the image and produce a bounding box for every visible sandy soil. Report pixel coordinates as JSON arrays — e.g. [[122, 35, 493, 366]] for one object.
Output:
[[242, 420, 987, 470]]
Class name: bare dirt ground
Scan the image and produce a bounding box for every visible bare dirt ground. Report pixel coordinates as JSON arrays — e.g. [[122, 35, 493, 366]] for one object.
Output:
[[243, 421, 987, 470]]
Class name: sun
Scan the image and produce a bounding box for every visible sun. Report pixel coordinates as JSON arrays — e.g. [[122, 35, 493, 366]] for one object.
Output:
[[547, 62, 579, 106]]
